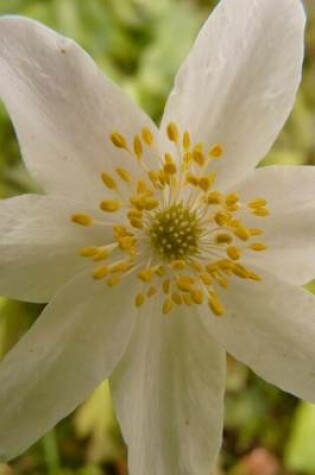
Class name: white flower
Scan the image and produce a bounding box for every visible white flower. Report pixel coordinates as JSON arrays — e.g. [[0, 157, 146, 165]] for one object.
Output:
[[0, 0, 314, 473]]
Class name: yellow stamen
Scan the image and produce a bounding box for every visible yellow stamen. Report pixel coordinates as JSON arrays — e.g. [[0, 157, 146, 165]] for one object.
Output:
[[79, 246, 98, 257], [107, 275, 121, 287], [166, 122, 179, 142], [101, 172, 117, 190], [248, 198, 267, 209], [71, 213, 92, 226], [135, 292, 146, 307], [208, 293, 225, 316], [100, 200, 121, 212], [163, 298, 173, 315], [183, 131, 191, 150], [249, 242, 267, 251], [138, 268, 153, 282], [110, 132, 128, 149], [252, 208, 270, 217], [226, 246, 241, 260], [176, 276, 195, 292], [215, 233, 233, 244], [116, 167, 132, 183], [133, 135, 143, 159], [209, 144, 224, 158], [92, 265, 109, 280], [191, 289, 203, 305], [141, 127, 154, 146]]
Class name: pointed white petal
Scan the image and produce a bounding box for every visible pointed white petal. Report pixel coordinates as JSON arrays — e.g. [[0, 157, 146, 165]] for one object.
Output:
[[0, 17, 158, 202], [161, 0, 305, 189], [200, 270, 315, 403], [111, 301, 226, 475], [236, 166, 315, 284], [0, 272, 138, 460], [0, 194, 112, 302]]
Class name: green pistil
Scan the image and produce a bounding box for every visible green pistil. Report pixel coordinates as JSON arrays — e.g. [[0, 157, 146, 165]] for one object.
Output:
[[149, 202, 202, 260]]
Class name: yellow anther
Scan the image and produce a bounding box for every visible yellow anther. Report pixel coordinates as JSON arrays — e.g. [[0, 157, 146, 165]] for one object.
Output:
[[252, 207, 270, 217], [172, 292, 183, 305], [129, 218, 143, 229], [138, 268, 153, 282], [118, 236, 136, 252], [186, 173, 199, 186], [136, 179, 149, 194], [109, 260, 131, 273], [147, 286, 158, 297], [101, 172, 117, 190], [226, 246, 241, 260], [206, 190, 222, 205], [215, 233, 233, 244], [209, 144, 224, 158], [225, 193, 239, 206], [92, 265, 109, 280], [233, 226, 251, 241], [200, 273, 213, 285], [176, 276, 195, 292], [141, 127, 154, 146], [216, 277, 229, 288], [163, 298, 173, 315], [214, 211, 231, 227], [183, 152, 192, 164], [143, 197, 159, 210], [249, 228, 263, 236], [116, 167, 132, 183], [248, 198, 267, 209], [133, 135, 143, 159], [166, 122, 179, 142], [71, 213, 92, 226], [232, 263, 250, 279], [110, 132, 128, 149], [199, 176, 212, 192], [163, 279, 171, 294], [127, 208, 142, 219], [191, 289, 204, 305], [249, 242, 267, 251], [217, 260, 234, 272], [164, 163, 177, 175], [79, 246, 98, 257], [208, 293, 225, 316], [171, 260, 186, 270], [183, 131, 191, 150], [93, 247, 111, 261], [193, 149, 205, 166], [107, 275, 121, 287], [135, 292, 146, 307], [100, 200, 121, 212], [248, 271, 262, 281], [113, 224, 129, 236], [191, 261, 203, 272], [155, 265, 165, 276], [148, 170, 160, 186]]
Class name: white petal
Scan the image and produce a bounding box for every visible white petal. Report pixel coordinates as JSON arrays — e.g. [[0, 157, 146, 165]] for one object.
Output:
[[236, 166, 315, 284], [0, 17, 158, 202], [161, 0, 305, 189], [200, 270, 315, 403], [0, 271, 138, 460], [111, 300, 226, 475], [0, 194, 112, 303]]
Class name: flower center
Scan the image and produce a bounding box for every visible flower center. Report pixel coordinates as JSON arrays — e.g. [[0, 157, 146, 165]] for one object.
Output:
[[70, 123, 270, 316], [149, 203, 201, 260]]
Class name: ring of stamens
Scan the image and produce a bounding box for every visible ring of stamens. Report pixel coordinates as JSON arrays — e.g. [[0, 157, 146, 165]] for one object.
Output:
[[71, 122, 270, 316]]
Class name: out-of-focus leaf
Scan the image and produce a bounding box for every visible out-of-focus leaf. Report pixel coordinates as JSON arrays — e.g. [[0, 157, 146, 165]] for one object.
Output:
[[74, 380, 123, 463], [285, 402, 315, 472]]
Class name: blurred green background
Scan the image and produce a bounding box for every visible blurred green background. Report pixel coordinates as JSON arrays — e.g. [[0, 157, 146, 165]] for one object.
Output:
[[0, 0, 314, 474]]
